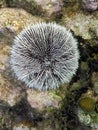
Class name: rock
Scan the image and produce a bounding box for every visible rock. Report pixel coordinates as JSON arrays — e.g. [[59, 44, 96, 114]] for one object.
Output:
[[63, 0, 77, 2], [26, 88, 63, 112], [13, 125, 30, 130], [92, 72, 98, 84], [77, 108, 98, 128], [78, 96, 95, 112], [93, 82, 98, 94], [81, 0, 98, 11], [0, 74, 22, 106], [0, 24, 22, 107], [70, 81, 82, 91], [0, 27, 15, 47], [2, 0, 63, 17], [35, 0, 63, 16], [77, 109, 92, 125], [0, 0, 6, 7], [95, 102, 98, 113], [0, 8, 67, 129], [13, 121, 32, 130], [0, 8, 43, 33], [0, 108, 12, 130], [2, 0, 43, 16], [61, 10, 98, 40], [91, 123, 98, 130], [0, 8, 43, 72], [0, 4, 97, 130], [0, 43, 9, 72], [0, 7, 43, 72], [0, 8, 43, 107], [92, 72, 98, 94]]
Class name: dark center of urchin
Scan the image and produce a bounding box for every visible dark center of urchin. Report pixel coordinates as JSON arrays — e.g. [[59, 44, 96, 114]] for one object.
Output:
[[42, 57, 51, 69], [36, 34, 53, 70], [10, 22, 79, 91], [38, 49, 54, 77]]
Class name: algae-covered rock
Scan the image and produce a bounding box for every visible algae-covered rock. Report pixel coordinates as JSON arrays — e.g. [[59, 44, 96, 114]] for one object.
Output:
[[77, 109, 92, 125], [95, 102, 98, 113], [0, 8, 43, 71], [0, 8, 43, 33], [78, 108, 98, 129], [93, 82, 98, 94], [0, 7, 43, 72], [91, 123, 98, 130], [78, 90, 97, 112], [78, 97, 95, 112], [81, 0, 98, 11], [91, 72, 98, 84], [0, 7, 68, 129], [0, 74, 22, 106], [61, 10, 98, 40], [26, 84, 67, 117], [92, 72, 98, 94], [26, 88, 63, 112], [34, 0, 63, 16], [3, 0, 43, 16], [1, 0, 63, 17], [0, 0, 7, 7], [0, 1, 98, 129], [63, 0, 77, 2], [0, 8, 44, 107], [13, 121, 32, 130]]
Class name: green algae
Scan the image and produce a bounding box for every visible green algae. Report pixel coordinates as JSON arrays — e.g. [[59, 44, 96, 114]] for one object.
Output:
[[78, 97, 95, 112]]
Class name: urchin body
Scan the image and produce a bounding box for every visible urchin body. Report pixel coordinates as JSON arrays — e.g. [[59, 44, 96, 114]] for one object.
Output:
[[10, 23, 79, 90]]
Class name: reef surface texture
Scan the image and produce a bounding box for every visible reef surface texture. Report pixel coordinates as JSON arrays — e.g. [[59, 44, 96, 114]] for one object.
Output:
[[0, 1, 98, 130]]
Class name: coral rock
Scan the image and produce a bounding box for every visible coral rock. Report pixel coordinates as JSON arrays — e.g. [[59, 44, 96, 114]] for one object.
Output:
[[82, 0, 98, 11]]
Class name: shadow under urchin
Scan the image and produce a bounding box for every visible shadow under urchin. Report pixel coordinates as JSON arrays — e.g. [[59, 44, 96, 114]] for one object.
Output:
[[10, 22, 79, 91]]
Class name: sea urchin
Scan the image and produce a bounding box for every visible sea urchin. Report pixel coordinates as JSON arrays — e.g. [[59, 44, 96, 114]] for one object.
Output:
[[10, 23, 79, 90]]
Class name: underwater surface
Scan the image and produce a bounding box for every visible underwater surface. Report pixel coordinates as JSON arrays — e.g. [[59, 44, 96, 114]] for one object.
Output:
[[0, 0, 98, 130]]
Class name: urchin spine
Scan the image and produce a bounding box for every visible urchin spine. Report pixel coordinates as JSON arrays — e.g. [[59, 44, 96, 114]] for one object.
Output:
[[10, 22, 79, 90]]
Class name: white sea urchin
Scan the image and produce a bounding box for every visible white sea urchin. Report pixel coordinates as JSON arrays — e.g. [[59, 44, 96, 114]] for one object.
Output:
[[10, 22, 79, 90]]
